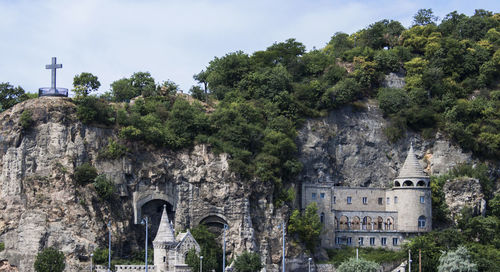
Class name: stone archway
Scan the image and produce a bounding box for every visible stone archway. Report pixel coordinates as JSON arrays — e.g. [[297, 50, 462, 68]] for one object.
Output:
[[195, 213, 229, 237], [133, 191, 176, 224]]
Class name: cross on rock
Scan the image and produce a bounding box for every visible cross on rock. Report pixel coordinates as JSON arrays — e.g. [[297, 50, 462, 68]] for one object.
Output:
[[45, 57, 62, 90]]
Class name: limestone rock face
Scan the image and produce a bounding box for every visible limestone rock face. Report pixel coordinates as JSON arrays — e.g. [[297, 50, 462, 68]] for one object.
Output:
[[297, 100, 473, 188], [444, 178, 486, 220], [0, 97, 490, 272]]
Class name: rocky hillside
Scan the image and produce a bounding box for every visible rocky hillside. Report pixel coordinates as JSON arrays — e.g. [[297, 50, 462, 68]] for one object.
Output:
[[0, 97, 493, 271]]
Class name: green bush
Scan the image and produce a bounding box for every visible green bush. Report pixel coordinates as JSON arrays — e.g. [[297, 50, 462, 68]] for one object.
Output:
[[99, 139, 128, 160], [185, 225, 222, 272], [288, 202, 322, 251], [0, 242, 4, 251], [75, 96, 115, 125], [20, 110, 34, 130], [326, 247, 405, 267], [34, 247, 65, 272], [234, 251, 262, 272], [377, 88, 409, 116], [93, 175, 114, 200], [73, 163, 98, 185], [93, 248, 110, 265], [337, 257, 379, 272]]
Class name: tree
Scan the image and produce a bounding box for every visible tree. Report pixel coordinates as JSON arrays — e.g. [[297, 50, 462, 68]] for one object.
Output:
[[34, 247, 65, 272], [288, 202, 322, 251], [377, 88, 409, 116], [186, 225, 222, 272], [73, 72, 100, 96], [413, 9, 438, 26], [130, 72, 156, 97], [111, 78, 137, 102], [337, 257, 379, 272], [74, 163, 98, 185], [438, 246, 478, 272], [233, 251, 262, 272], [0, 82, 28, 112], [93, 174, 115, 200]]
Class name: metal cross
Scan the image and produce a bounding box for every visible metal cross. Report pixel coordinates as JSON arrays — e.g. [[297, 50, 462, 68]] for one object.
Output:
[[45, 57, 62, 90]]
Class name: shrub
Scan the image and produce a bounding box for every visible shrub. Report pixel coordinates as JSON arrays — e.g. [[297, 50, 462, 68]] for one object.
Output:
[[0, 242, 4, 251], [288, 202, 322, 251], [73, 163, 98, 185], [438, 246, 478, 272], [99, 139, 128, 160], [93, 175, 114, 200], [93, 248, 110, 265], [34, 247, 65, 272], [75, 96, 115, 125], [20, 110, 34, 130], [337, 257, 379, 272], [234, 251, 263, 272], [377, 88, 409, 116]]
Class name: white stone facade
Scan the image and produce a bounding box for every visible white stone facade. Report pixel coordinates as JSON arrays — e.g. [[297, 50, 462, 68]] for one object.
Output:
[[301, 145, 432, 249]]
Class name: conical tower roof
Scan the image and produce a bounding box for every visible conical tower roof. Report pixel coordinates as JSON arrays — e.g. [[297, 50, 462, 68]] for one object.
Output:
[[153, 205, 176, 245], [398, 144, 427, 178]]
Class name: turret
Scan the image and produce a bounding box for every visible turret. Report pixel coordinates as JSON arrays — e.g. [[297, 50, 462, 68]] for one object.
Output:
[[153, 205, 176, 272], [387, 145, 432, 232]]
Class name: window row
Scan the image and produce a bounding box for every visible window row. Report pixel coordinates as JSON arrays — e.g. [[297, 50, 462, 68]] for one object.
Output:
[[335, 236, 399, 246], [336, 216, 395, 230], [328, 195, 426, 205]]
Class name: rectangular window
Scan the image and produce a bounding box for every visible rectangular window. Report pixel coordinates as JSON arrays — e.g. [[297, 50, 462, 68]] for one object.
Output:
[[393, 238, 398, 246], [347, 237, 352, 245], [370, 237, 375, 246], [320, 193, 325, 199], [381, 237, 387, 246], [333, 196, 336, 204], [420, 196, 425, 203], [394, 196, 398, 204], [387, 197, 390, 205], [335, 237, 340, 245], [358, 237, 364, 246], [362, 197, 367, 204], [347, 196, 352, 204], [312, 193, 317, 199], [378, 198, 383, 205]]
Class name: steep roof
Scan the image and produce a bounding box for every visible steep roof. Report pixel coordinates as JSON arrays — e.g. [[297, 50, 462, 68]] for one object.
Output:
[[153, 205, 176, 244], [398, 144, 427, 178]]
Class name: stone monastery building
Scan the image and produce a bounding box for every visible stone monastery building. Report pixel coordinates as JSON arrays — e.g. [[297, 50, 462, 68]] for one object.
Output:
[[302, 145, 432, 249]]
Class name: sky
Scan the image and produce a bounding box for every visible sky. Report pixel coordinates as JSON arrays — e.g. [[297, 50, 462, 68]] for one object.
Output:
[[1, 0, 498, 95]]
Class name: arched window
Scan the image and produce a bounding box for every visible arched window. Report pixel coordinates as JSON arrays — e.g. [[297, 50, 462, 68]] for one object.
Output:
[[394, 181, 401, 187], [417, 180, 426, 186], [403, 180, 413, 187], [375, 216, 383, 230], [352, 216, 361, 230], [340, 216, 349, 230], [362, 216, 372, 230], [386, 217, 394, 230], [418, 216, 426, 228], [320, 213, 325, 224]]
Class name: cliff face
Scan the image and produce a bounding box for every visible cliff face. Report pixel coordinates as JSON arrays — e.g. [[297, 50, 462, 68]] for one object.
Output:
[[0, 97, 491, 272]]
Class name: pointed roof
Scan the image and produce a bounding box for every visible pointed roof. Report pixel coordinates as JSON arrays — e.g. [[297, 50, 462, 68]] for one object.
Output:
[[153, 205, 176, 244], [398, 144, 427, 178]]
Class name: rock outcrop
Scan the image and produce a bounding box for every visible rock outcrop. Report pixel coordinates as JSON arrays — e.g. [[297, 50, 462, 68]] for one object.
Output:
[[444, 178, 486, 221], [0, 97, 492, 272]]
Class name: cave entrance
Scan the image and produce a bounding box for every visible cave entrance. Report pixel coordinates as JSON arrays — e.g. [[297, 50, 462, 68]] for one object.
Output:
[[198, 215, 228, 237], [141, 199, 175, 241]]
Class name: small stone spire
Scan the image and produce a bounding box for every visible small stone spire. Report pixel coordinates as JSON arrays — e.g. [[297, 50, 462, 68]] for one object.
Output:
[[153, 205, 176, 245], [398, 144, 427, 178]]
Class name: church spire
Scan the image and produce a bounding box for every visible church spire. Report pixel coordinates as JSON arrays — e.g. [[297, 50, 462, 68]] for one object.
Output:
[[153, 205, 176, 245]]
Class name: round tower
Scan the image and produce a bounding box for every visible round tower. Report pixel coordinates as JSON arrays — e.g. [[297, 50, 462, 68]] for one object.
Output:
[[153, 205, 177, 272], [387, 145, 432, 232]]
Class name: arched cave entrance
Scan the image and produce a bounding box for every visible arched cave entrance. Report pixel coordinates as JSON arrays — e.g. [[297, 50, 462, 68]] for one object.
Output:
[[198, 214, 229, 237], [134, 199, 175, 250]]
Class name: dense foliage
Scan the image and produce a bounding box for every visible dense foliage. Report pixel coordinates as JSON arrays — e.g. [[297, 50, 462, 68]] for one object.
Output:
[[93, 174, 115, 200], [326, 247, 405, 267], [0, 242, 4, 251], [34, 247, 65, 272], [233, 251, 263, 272], [185, 224, 223, 272], [438, 246, 478, 272], [73, 72, 101, 97], [336, 257, 379, 272], [288, 202, 322, 251], [0, 82, 28, 112], [73, 163, 98, 185], [20, 110, 34, 130]]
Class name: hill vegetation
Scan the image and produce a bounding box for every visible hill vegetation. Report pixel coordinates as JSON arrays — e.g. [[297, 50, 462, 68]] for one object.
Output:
[[1, 8, 499, 271]]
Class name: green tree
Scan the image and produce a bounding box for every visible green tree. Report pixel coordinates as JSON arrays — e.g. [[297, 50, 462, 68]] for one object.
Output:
[[73, 163, 98, 185], [73, 72, 100, 96], [186, 225, 222, 272], [413, 9, 438, 26], [337, 257, 379, 272], [438, 246, 478, 272], [234, 251, 262, 272], [34, 247, 65, 272], [0, 82, 28, 112], [377, 88, 409, 115], [489, 194, 500, 217], [130, 72, 156, 97], [288, 202, 322, 251], [111, 78, 137, 102]]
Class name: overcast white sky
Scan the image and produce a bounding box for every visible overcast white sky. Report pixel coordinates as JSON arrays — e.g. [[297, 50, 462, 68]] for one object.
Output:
[[1, 0, 498, 95]]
